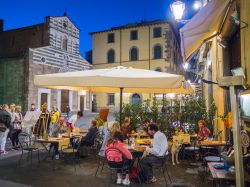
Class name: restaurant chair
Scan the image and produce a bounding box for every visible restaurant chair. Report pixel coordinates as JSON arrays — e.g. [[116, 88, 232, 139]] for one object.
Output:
[[90, 132, 103, 155], [152, 155, 172, 185], [61, 136, 82, 171], [182, 139, 200, 161], [94, 136, 106, 176], [95, 155, 107, 176], [18, 132, 40, 166], [105, 148, 132, 184]]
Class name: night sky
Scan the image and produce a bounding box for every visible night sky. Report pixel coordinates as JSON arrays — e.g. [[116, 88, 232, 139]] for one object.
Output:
[[0, 0, 197, 57]]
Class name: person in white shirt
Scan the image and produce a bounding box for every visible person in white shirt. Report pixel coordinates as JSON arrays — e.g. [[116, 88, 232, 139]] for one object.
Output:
[[140, 123, 168, 183]]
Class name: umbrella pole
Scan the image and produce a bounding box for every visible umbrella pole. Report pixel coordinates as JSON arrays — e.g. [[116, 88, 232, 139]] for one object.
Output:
[[119, 88, 124, 125]]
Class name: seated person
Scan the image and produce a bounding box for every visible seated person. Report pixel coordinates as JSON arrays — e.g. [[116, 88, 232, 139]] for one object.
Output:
[[197, 120, 211, 141], [80, 120, 98, 147], [50, 116, 67, 159], [141, 123, 168, 183], [104, 131, 133, 186], [143, 118, 150, 132], [135, 118, 150, 132], [98, 122, 120, 156], [121, 117, 131, 138]]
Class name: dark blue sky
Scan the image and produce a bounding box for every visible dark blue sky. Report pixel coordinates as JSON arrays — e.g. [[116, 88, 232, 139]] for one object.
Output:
[[0, 0, 196, 57]]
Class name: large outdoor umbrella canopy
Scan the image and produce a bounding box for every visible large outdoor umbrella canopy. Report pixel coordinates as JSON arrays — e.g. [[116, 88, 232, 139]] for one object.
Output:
[[34, 66, 193, 94], [34, 66, 193, 124]]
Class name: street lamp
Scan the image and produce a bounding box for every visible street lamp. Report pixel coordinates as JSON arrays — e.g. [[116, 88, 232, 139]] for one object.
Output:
[[170, 0, 185, 21], [193, 0, 202, 10]]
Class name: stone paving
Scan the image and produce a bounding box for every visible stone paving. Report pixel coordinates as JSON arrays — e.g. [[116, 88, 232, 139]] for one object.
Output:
[[0, 149, 214, 187]]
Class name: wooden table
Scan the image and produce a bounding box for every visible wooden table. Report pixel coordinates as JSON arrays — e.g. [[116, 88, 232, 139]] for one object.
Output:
[[61, 133, 85, 138], [173, 134, 191, 144], [135, 138, 152, 145], [199, 141, 227, 147], [36, 137, 70, 150], [128, 132, 149, 138], [208, 162, 250, 187], [79, 129, 88, 133], [35, 137, 70, 162], [199, 141, 227, 158]]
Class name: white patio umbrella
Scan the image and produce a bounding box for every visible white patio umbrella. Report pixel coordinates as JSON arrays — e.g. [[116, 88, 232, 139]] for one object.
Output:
[[34, 66, 193, 124]]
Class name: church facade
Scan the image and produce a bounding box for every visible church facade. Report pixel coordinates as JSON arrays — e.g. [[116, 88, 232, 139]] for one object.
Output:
[[0, 14, 92, 112]]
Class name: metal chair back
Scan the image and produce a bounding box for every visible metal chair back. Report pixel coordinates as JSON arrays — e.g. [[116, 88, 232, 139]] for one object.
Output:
[[18, 132, 32, 150]]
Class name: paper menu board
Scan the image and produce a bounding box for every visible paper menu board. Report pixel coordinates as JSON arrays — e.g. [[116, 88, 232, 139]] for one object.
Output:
[[22, 111, 42, 127]]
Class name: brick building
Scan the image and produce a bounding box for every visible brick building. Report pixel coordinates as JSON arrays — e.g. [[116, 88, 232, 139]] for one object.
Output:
[[0, 14, 91, 112]]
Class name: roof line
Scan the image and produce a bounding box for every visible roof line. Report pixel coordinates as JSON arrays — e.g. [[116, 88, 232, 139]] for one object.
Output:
[[2, 23, 44, 33], [89, 19, 176, 35]]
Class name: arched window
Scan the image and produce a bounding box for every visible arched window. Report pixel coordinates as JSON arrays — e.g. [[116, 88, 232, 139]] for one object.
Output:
[[107, 49, 115, 63], [130, 47, 138, 61], [153, 45, 162, 59], [132, 94, 141, 105], [62, 37, 68, 51]]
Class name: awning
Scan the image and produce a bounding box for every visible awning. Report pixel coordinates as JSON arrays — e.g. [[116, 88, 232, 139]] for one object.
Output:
[[34, 66, 194, 94], [180, 0, 231, 61]]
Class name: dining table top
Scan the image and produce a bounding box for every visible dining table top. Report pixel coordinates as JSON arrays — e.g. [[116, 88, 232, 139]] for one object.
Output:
[[35, 137, 70, 150], [128, 132, 149, 137], [135, 138, 152, 145], [199, 140, 227, 146], [208, 162, 250, 182]]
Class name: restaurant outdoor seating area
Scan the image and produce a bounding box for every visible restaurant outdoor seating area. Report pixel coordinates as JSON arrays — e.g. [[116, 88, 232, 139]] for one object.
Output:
[[1, 94, 249, 187]]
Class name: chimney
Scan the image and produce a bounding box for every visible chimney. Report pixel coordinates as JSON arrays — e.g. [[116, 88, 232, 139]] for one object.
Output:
[[0, 19, 3, 32]]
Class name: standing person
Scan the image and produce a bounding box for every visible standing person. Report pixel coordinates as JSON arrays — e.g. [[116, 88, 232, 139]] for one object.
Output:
[[30, 103, 36, 111], [140, 123, 168, 183], [9, 104, 16, 137], [74, 111, 85, 129], [0, 104, 11, 155], [49, 105, 60, 136], [197, 120, 211, 141], [11, 106, 23, 149], [66, 105, 70, 119], [66, 111, 83, 131], [104, 131, 133, 185]]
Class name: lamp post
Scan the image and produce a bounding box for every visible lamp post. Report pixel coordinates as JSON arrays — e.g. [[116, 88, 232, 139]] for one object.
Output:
[[170, 0, 204, 23], [170, 0, 186, 22]]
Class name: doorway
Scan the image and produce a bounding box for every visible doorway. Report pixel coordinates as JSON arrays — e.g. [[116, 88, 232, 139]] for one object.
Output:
[[40, 93, 48, 108], [80, 95, 85, 112], [61, 90, 69, 113]]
